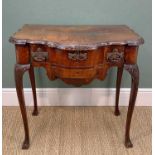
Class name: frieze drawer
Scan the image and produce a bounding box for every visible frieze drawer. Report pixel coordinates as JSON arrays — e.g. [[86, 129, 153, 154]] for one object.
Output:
[[48, 48, 105, 67]]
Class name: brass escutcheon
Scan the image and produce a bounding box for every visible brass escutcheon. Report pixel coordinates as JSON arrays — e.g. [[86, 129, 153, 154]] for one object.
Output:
[[68, 51, 88, 61]]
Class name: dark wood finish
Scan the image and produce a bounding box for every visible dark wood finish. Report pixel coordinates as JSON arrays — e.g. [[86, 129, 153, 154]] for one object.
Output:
[[10, 25, 144, 50], [14, 64, 30, 149], [10, 25, 144, 149], [115, 66, 124, 116], [28, 65, 38, 116], [124, 64, 139, 148]]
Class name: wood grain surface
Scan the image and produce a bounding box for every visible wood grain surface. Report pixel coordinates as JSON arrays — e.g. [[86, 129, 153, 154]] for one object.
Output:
[[10, 25, 144, 50]]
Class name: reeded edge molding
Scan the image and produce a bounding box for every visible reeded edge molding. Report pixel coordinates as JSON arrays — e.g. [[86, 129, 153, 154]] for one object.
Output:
[[9, 37, 144, 51]]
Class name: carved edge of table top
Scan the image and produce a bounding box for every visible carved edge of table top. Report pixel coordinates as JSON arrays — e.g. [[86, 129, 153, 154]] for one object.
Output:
[[9, 36, 144, 51]]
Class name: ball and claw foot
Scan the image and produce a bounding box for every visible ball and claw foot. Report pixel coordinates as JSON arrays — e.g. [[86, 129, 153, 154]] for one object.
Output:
[[125, 138, 133, 148], [32, 109, 39, 116], [22, 139, 30, 149], [114, 109, 120, 116]]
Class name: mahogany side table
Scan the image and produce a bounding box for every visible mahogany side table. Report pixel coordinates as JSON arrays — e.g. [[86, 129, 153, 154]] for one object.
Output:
[[9, 25, 144, 149]]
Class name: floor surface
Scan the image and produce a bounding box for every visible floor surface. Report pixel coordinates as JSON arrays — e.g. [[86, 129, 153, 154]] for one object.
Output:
[[3, 106, 151, 155]]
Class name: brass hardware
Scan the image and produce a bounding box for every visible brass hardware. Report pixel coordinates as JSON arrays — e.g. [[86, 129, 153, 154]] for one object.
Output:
[[31, 47, 48, 62], [68, 51, 87, 61], [107, 48, 124, 63]]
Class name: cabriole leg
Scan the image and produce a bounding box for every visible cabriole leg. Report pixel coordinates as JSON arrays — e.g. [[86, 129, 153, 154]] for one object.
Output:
[[115, 66, 123, 116], [15, 64, 30, 149], [124, 64, 139, 148], [28, 65, 38, 116]]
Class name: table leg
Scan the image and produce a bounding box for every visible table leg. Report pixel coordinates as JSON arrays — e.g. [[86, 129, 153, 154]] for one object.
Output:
[[14, 64, 30, 149], [124, 64, 139, 148], [28, 65, 38, 116], [115, 66, 123, 116]]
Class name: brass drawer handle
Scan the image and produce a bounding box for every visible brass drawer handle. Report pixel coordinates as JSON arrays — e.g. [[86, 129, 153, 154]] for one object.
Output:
[[32, 47, 48, 62], [107, 48, 124, 63], [68, 51, 87, 61]]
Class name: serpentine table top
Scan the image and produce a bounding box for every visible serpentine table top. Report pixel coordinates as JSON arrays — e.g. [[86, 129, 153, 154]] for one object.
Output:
[[10, 24, 144, 50]]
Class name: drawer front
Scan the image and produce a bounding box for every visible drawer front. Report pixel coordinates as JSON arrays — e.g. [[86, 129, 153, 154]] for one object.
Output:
[[48, 48, 105, 68], [54, 67, 96, 79], [30, 44, 125, 67], [30, 45, 105, 67]]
